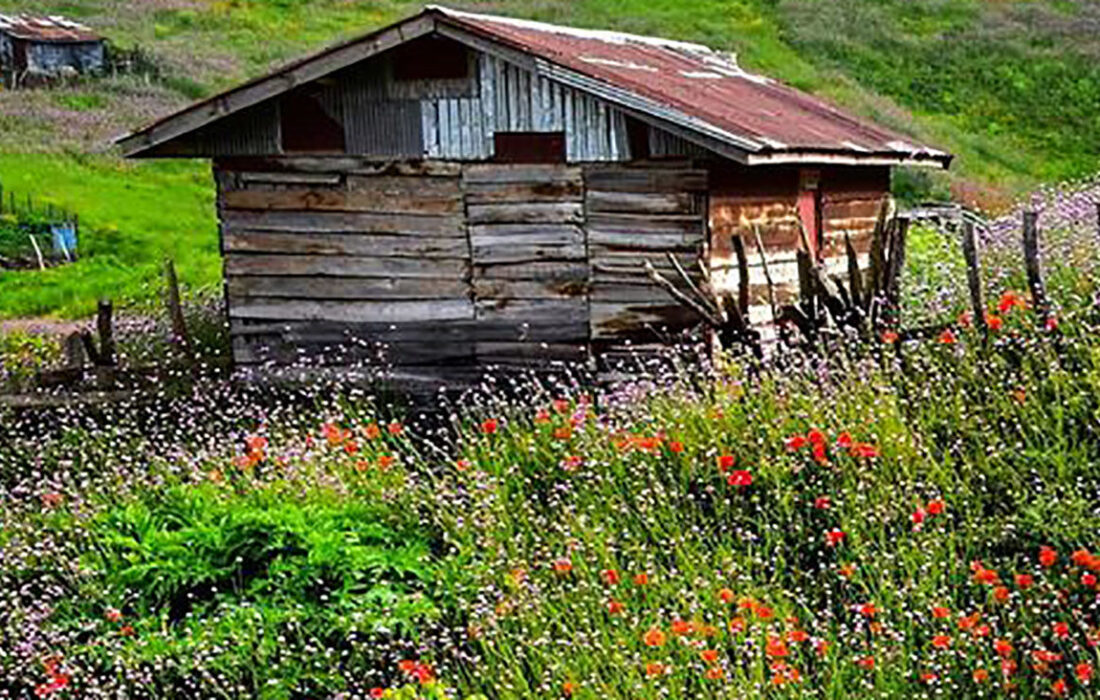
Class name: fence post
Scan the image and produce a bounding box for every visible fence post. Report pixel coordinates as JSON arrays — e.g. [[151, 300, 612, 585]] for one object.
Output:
[[960, 220, 987, 334], [1022, 210, 1049, 322], [164, 258, 193, 360], [96, 300, 116, 367]]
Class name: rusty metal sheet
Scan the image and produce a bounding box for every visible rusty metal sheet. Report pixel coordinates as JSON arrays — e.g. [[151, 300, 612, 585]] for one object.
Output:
[[0, 15, 100, 43]]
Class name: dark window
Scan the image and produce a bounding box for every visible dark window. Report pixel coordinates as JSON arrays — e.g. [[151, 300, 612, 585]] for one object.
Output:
[[391, 36, 470, 82], [493, 132, 566, 164], [625, 116, 650, 160], [280, 89, 345, 153]]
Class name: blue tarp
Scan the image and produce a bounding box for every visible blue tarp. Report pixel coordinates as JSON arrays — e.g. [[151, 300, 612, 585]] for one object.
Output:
[[51, 223, 77, 257]]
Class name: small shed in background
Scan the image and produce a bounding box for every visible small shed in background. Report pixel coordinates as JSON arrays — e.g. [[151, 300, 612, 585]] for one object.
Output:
[[119, 6, 951, 390], [0, 15, 103, 86]]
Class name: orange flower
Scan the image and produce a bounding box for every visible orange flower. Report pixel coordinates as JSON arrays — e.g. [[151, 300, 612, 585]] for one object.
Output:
[[986, 314, 1003, 331], [994, 639, 1014, 658], [754, 604, 775, 620], [857, 602, 877, 618], [838, 563, 855, 578], [717, 454, 736, 471], [1072, 549, 1095, 568], [926, 499, 945, 515], [931, 635, 952, 649], [993, 586, 1010, 602], [552, 558, 573, 575], [728, 617, 746, 634], [643, 628, 666, 647], [668, 440, 684, 453], [1052, 622, 1070, 639], [398, 659, 417, 673], [700, 649, 719, 663], [1052, 679, 1067, 696], [932, 606, 950, 619], [480, 418, 498, 435], [704, 666, 725, 680], [601, 569, 620, 586], [718, 587, 735, 604], [534, 409, 551, 424], [633, 572, 649, 586], [1014, 573, 1034, 589], [560, 455, 583, 471], [824, 529, 846, 547], [699, 623, 719, 638], [607, 599, 625, 616], [378, 455, 396, 470], [387, 421, 403, 436], [670, 619, 694, 636], [455, 459, 471, 471], [119, 625, 135, 637], [938, 329, 957, 344], [363, 423, 381, 439], [562, 681, 576, 697], [644, 662, 666, 677], [920, 672, 937, 684], [855, 656, 875, 670], [552, 398, 571, 414], [553, 426, 573, 440], [881, 330, 899, 343], [788, 629, 809, 643], [1076, 662, 1093, 684], [972, 668, 989, 684]]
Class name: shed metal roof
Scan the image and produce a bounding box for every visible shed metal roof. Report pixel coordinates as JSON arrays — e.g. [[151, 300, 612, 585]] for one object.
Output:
[[0, 14, 101, 43], [118, 6, 950, 168]]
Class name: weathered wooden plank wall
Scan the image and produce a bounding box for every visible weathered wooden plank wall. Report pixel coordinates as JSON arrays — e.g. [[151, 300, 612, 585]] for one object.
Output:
[[464, 164, 590, 366], [585, 162, 708, 357]]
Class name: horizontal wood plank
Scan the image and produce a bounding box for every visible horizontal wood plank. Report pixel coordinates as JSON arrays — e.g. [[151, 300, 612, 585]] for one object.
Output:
[[225, 254, 468, 278], [586, 190, 697, 215], [226, 275, 469, 300], [230, 298, 475, 323], [224, 232, 468, 258], [464, 181, 583, 204], [467, 202, 584, 225], [221, 210, 465, 237], [463, 164, 583, 185]]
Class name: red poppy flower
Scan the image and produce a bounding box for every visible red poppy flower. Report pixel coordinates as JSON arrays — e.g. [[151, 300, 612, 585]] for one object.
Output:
[[607, 599, 624, 616], [480, 418, 498, 435], [938, 329, 957, 344], [920, 672, 938, 684], [881, 330, 899, 343], [835, 432, 853, 448], [812, 442, 828, 464], [972, 668, 989, 684], [1083, 572, 1097, 587], [754, 604, 775, 620], [932, 606, 950, 619], [926, 499, 945, 515], [765, 637, 789, 658], [1039, 546, 1058, 567], [717, 454, 736, 471], [785, 435, 808, 451], [727, 470, 752, 487], [552, 398, 571, 414], [633, 572, 649, 586], [1072, 549, 1094, 567], [105, 608, 123, 623], [552, 558, 573, 574], [700, 649, 719, 663], [1052, 622, 1069, 639], [993, 586, 1010, 602], [932, 635, 952, 649], [1076, 662, 1094, 683], [1015, 573, 1034, 589], [704, 666, 725, 680], [363, 423, 381, 439], [1045, 316, 1059, 331], [813, 496, 831, 509], [911, 508, 927, 527], [957, 311, 972, 327], [858, 602, 877, 618], [387, 421, 403, 436], [807, 428, 826, 445], [560, 455, 583, 471], [370, 688, 385, 699], [668, 441, 684, 453], [855, 656, 875, 670], [850, 442, 879, 458], [644, 662, 666, 677], [986, 314, 1003, 331], [1052, 678, 1067, 696], [398, 660, 417, 673], [824, 529, 846, 547], [998, 290, 1026, 313], [788, 629, 809, 643], [534, 409, 550, 424], [718, 587, 735, 604], [994, 639, 1014, 658], [601, 569, 620, 585]]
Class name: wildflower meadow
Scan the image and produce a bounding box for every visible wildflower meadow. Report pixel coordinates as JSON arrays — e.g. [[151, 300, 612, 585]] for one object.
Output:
[[2, 183, 1100, 699]]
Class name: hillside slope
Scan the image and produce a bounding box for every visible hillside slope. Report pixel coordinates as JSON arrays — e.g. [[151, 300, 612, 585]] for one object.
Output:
[[0, 0, 1097, 317]]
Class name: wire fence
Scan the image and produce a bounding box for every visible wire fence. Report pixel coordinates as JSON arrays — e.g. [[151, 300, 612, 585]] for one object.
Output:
[[0, 181, 79, 269]]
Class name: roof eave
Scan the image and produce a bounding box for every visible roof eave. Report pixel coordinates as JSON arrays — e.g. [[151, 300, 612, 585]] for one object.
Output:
[[745, 150, 952, 169]]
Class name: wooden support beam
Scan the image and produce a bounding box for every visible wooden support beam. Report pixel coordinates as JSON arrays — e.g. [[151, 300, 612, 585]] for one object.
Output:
[[96, 300, 115, 367], [164, 259, 193, 359], [1022, 210, 1048, 321], [960, 221, 987, 335]]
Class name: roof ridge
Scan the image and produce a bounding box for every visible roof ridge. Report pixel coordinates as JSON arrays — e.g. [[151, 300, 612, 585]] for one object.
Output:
[[427, 5, 717, 55]]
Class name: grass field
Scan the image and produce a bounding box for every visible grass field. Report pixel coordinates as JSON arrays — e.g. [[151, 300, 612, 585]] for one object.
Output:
[[0, 0, 1097, 318], [2, 188, 1098, 698]]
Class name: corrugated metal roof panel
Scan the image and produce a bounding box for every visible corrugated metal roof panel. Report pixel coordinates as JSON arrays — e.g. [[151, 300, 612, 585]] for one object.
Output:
[[0, 14, 100, 43], [432, 7, 948, 164]]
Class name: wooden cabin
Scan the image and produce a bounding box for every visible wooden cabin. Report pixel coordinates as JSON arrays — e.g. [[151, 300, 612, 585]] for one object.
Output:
[[0, 15, 103, 86], [119, 6, 951, 388]]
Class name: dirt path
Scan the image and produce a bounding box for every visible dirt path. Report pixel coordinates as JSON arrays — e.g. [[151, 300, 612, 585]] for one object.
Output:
[[0, 318, 89, 337]]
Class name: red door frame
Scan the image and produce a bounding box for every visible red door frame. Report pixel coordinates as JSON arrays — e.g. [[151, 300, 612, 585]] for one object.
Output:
[[797, 169, 823, 261]]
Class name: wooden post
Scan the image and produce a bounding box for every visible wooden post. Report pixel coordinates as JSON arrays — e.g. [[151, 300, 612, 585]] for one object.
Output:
[[960, 220, 987, 334], [751, 224, 779, 324], [96, 300, 115, 367], [28, 234, 45, 271], [163, 258, 193, 358], [1022, 211, 1048, 321], [731, 234, 750, 317], [883, 217, 909, 325]]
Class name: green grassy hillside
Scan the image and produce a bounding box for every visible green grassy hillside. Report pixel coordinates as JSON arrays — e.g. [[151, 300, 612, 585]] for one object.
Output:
[[0, 0, 1097, 317]]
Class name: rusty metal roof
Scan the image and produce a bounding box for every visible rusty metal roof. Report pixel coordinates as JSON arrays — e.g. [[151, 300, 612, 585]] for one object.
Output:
[[119, 6, 950, 167], [0, 14, 101, 43], [433, 7, 948, 166]]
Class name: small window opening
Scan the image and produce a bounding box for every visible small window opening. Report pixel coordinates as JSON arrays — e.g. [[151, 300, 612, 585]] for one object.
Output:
[[280, 87, 345, 153], [494, 132, 566, 164]]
